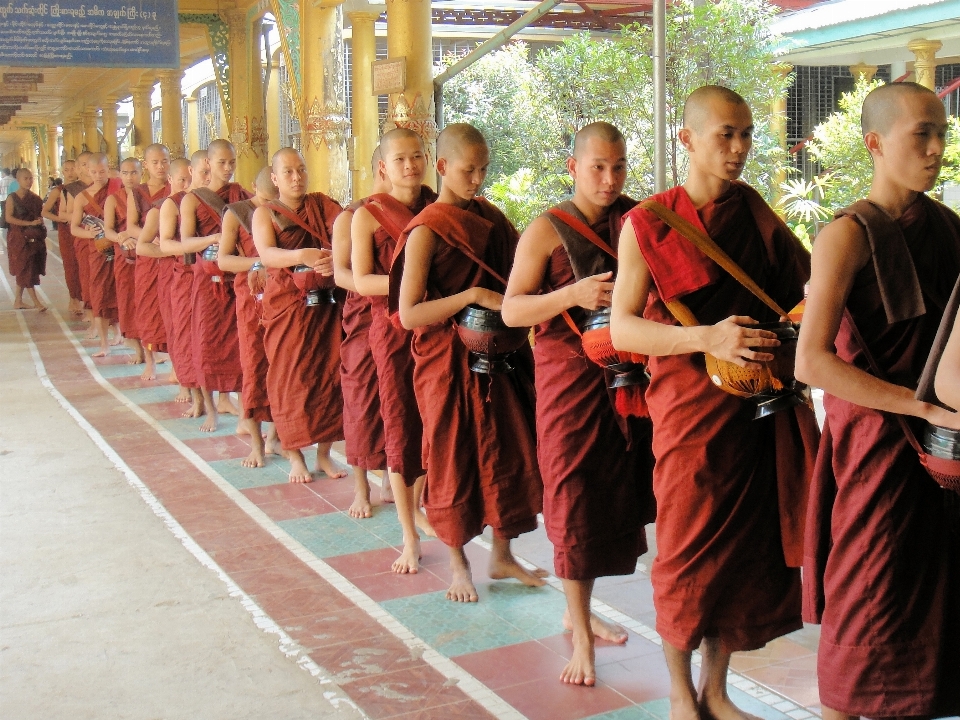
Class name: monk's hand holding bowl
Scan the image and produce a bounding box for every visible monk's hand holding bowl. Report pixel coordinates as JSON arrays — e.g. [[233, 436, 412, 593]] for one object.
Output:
[[703, 315, 779, 368], [470, 287, 503, 312], [569, 270, 614, 310], [925, 404, 960, 431]]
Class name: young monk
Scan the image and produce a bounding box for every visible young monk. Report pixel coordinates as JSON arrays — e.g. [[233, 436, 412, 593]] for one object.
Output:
[[5, 167, 48, 311], [353, 128, 437, 573], [332, 146, 390, 517], [42, 159, 82, 315], [610, 86, 818, 720], [796, 82, 960, 720], [217, 166, 281, 467], [396, 123, 545, 602], [179, 139, 250, 432], [502, 122, 655, 685], [65, 152, 94, 327], [156, 154, 211, 418], [104, 157, 144, 364], [252, 148, 346, 483], [71, 153, 123, 357]]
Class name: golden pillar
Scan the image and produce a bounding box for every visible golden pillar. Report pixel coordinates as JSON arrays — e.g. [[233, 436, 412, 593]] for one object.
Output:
[[348, 10, 381, 198], [301, 0, 351, 201], [71, 118, 84, 157], [849, 63, 878, 82], [225, 10, 269, 186], [185, 95, 200, 156], [131, 82, 154, 159], [47, 124, 59, 177], [82, 108, 100, 153], [35, 127, 49, 184], [908, 39, 942, 90], [770, 63, 792, 199], [158, 69, 186, 158], [101, 97, 119, 167], [385, 0, 436, 187], [266, 56, 282, 158]]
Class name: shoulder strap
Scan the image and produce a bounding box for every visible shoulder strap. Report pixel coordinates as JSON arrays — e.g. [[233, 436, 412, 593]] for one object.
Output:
[[441, 231, 509, 287], [266, 201, 330, 248], [81, 188, 104, 216], [193, 187, 228, 220], [547, 207, 617, 259]]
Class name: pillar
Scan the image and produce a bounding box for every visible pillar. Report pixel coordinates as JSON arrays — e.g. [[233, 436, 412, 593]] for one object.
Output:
[[266, 56, 282, 158], [908, 39, 942, 90], [158, 69, 186, 158], [185, 95, 200, 156], [348, 10, 381, 198], [82, 108, 99, 153], [385, 0, 436, 187], [225, 10, 268, 186], [301, 0, 350, 200], [849, 63, 878, 82], [101, 97, 119, 167], [131, 82, 154, 159], [71, 118, 84, 158], [35, 127, 49, 184], [46, 124, 59, 177], [770, 63, 791, 197]]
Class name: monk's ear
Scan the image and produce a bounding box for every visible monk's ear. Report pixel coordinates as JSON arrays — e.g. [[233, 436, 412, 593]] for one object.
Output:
[[678, 127, 694, 152], [566, 155, 578, 181], [378, 159, 387, 176], [863, 131, 882, 159], [436, 157, 448, 177]]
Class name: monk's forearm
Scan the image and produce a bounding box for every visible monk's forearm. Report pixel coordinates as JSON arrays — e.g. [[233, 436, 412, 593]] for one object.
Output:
[[502, 287, 575, 328], [611, 312, 708, 357], [258, 246, 306, 269], [218, 255, 255, 274], [333, 264, 358, 293], [400, 290, 475, 330], [136, 241, 166, 258], [181, 233, 218, 253], [8, 217, 41, 227], [71, 224, 98, 239], [354, 273, 389, 297]]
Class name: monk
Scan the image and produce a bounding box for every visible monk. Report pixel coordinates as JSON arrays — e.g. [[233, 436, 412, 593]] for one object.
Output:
[[610, 86, 818, 720], [252, 148, 346, 483], [5, 167, 48, 311], [331, 146, 390, 517], [796, 82, 960, 719], [104, 157, 144, 364], [502, 122, 654, 685], [42, 159, 82, 315], [353, 128, 437, 573], [71, 153, 123, 357], [65, 152, 94, 328], [157, 154, 212, 418], [218, 166, 281, 467], [179, 139, 250, 432], [396, 123, 545, 602]]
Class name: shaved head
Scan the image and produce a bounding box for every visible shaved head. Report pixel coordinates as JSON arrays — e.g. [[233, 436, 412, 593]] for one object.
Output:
[[207, 138, 234, 157], [371, 145, 382, 174], [861, 82, 939, 135], [683, 85, 749, 131], [120, 157, 141, 170], [255, 166, 278, 196], [272, 147, 304, 171], [190, 150, 208, 168], [89, 152, 108, 166], [76, 150, 93, 162], [63, 159, 76, 167], [380, 128, 424, 157], [171, 158, 191, 173], [144, 143, 169, 160], [573, 122, 625, 158], [436, 123, 487, 160]]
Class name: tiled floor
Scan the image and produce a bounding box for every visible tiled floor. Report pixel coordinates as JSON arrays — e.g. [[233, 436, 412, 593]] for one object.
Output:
[[9, 250, 824, 720]]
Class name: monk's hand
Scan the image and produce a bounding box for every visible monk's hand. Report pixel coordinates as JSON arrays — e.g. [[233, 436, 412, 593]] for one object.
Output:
[[704, 315, 779, 368], [248, 267, 268, 295], [471, 288, 504, 312], [570, 271, 614, 310], [313, 249, 335, 277]]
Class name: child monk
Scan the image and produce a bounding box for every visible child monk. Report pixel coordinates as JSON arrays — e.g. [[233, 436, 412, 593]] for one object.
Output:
[[332, 147, 389, 516], [353, 128, 437, 573], [42, 159, 82, 315], [502, 122, 655, 685], [796, 81, 960, 720], [396, 123, 545, 602], [217, 166, 281, 467], [5, 167, 48, 311], [252, 148, 346, 483], [611, 86, 818, 720], [104, 157, 144, 364]]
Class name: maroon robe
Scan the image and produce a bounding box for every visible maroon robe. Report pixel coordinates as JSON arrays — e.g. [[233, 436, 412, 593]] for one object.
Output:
[[82, 179, 122, 322], [625, 182, 817, 653], [6, 190, 47, 288], [261, 192, 344, 450], [535, 197, 654, 580], [56, 184, 82, 301], [393, 199, 542, 547], [164, 191, 199, 389], [361, 186, 436, 482], [133, 183, 171, 353], [191, 183, 250, 392], [109, 187, 138, 340], [803, 195, 960, 717], [66, 180, 92, 308]]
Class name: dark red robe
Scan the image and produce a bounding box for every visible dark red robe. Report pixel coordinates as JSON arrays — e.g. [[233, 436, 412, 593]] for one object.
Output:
[[109, 187, 138, 340], [260, 192, 344, 450], [6, 190, 47, 288], [164, 191, 199, 389], [393, 199, 542, 547], [133, 183, 170, 353], [82, 179, 122, 322], [361, 186, 436, 482], [625, 182, 817, 653], [535, 197, 654, 580], [56, 184, 82, 301], [803, 195, 960, 717], [66, 180, 92, 308], [191, 183, 250, 392]]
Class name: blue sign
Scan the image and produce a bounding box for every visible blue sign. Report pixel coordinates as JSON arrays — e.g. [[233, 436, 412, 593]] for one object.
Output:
[[0, 0, 179, 68]]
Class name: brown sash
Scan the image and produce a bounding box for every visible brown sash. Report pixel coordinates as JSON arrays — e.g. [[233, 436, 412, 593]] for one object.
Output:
[[80, 188, 105, 216], [363, 195, 411, 244], [193, 187, 228, 228], [548, 206, 617, 259], [267, 201, 331, 249]]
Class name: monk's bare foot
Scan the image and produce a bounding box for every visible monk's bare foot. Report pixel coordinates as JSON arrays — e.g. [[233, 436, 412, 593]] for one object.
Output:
[[216, 393, 239, 416], [560, 632, 596, 686], [380, 478, 395, 503], [92, 349, 108, 358], [447, 568, 478, 602], [415, 509, 437, 538], [128, 351, 145, 365], [175, 386, 191, 403], [200, 413, 218, 433], [264, 428, 280, 456], [315, 454, 347, 479], [84, 327, 98, 340], [349, 489, 372, 519], [236, 422, 250, 436], [392, 537, 421, 574], [699, 692, 761, 720], [288, 450, 313, 484], [37, 303, 48, 312], [182, 399, 205, 419], [241, 449, 265, 468], [141, 362, 157, 381], [563, 609, 628, 644], [489, 554, 547, 587], [14, 302, 35, 310], [110, 328, 124, 346]]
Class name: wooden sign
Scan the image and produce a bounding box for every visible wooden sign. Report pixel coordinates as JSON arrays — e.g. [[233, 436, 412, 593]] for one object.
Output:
[[3, 72, 43, 84], [372, 57, 405, 96]]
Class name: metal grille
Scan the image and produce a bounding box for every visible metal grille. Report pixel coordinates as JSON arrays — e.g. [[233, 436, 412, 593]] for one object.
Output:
[[151, 107, 162, 144], [937, 64, 960, 116], [197, 81, 222, 150], [182, 99, 189, 153], [278, 56, 301, 150]]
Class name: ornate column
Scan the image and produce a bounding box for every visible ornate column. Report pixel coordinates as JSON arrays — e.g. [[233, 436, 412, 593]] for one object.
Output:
[[908, 39, 942, 90], [348, 10, 381, 198], [62, 118, 77, 159], [385, 0, 436, 187], [849, 63, 878, 82], [266, 56, 282, 158], [301, 0, 350, 201], [225, 10, 268, 186], [101, 97, 120, 167], [770, 63, 792, 199], [46, 124, 59, 177], [158, 69, 186, 158], [185, 95, 200, 156], [82, 108, 100, 153], [131, 82, 154, 159]]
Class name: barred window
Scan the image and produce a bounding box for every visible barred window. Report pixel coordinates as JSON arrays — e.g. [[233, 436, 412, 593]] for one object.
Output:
[[277, 55, 302, 151], [197, 82, 223, 150]]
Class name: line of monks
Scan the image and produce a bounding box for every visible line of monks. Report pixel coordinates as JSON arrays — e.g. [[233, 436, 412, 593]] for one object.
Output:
[[6, 81, 959, 720]]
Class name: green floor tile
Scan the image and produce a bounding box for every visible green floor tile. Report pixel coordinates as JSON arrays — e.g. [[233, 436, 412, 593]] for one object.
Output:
[[160, 415, 238, 441], [279, 513, 393, 558], [483, 582, 567, 639], [728, 688, 792, 720], [637, 698, 670, 720], [121, 386, 180, 405], [97, 362, 157, 378], [207, 458, 290, 490], [587, 707, 659, 720]]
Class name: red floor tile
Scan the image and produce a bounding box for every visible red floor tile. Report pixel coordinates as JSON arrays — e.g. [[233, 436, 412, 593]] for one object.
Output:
[[389, 699, 497, 720], [256, 496, 338, 521], [497, 675, 632, 720], [183, 435, 252, 461], [280, 605, 387, 650], [730, 637, 813, 673], [208, 542, 301, 573], [139, 400, 189, 419], [340, 663, 468, 719], [109, 432, 177, 458], [176, 505, 255, 535], [349, 568, 450, 602], [453, 640, 568, 690], [538, 630, 664, 668], [230, 560, 324, 596], [594, 654, 673, 703], [242, 483, 319, 504], [109, 374, 174, 389], [190, 522, 277, 553], [744, 654, 820, 707], [307, 632, 427, 685], [254, 581, 356, 621], [326, 546, 412, 579]]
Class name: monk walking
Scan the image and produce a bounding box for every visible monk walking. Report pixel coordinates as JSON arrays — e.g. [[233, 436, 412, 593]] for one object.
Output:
[[252, 148, 346, 483], [42, 159, 82, 315], [396, 123, 545, 602], [5, 168, 48, 311], [796, 82, 960, 719], [353, 128, 437, 573], [65, 152, 94, 328], [104, 157, 144, 364], [610, 86, 818, 720], [502, 122, 654, 685]]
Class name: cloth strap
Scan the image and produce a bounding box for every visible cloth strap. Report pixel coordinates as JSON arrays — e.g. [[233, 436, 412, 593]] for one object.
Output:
[[266, 201, 330, 249], [80, 188, 104, 216], [547, 207, 618, 259]]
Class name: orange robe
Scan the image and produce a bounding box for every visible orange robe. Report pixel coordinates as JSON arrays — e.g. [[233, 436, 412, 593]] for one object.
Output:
[[65, 180, 92, 309], [109, 187, 138, 340], [163, 191, 200, 389], [133, 183, 170, 353], [6, 190, 47, 288], [55, 185, 82, 301], [81, 179, 122, 322]]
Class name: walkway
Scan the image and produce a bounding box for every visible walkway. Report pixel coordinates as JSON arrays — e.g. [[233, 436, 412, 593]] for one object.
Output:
[[1, 233, 823, 720]]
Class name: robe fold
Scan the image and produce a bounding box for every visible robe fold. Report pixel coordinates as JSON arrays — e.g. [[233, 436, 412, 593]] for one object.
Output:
[[625, 181, 817, 654], [803, 195, 960, 717], [162, 191, 199, 388], [226, 200, 272, 422], [82, 179, 122, 323], [109, 187, 138, 340], [133, 183, 171, 352], [261, 192, 344, 450], [56, 186, 82, 301], [534, 197, 654, 580], [66, 180, 92, 308], [395, 199, 542, 547], [361, 187, 436, 482], [191, 183, 249, 392], [7, 191, 47, 288]]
